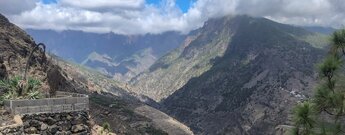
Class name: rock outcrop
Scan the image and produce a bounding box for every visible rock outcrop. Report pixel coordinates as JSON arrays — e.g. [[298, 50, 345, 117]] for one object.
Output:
[[0, 56, 7, 80]]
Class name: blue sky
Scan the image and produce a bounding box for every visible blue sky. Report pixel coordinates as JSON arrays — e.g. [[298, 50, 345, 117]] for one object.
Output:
[[42, 0, 56, 4], [42, 0, 195, 13], [147, 0, 195, 12]]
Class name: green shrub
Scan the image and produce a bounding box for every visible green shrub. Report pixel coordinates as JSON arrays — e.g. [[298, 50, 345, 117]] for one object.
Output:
[[0, 76, 42, 105], [101, 122, 111, 134], [141, 125, 168, 135]]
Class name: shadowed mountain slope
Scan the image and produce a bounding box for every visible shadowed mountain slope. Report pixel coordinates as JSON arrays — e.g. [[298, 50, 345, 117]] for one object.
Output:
[[161, 15, 327, 134], [130, 15, 328, 103]]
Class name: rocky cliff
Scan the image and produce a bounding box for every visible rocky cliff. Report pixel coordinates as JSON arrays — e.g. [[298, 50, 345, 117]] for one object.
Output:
[[130, 16, 236, 102], [130, 15, 328, 103], [162, 16, 327, 134], [0, 13, 47, 83], [130, 15, 328, 134]]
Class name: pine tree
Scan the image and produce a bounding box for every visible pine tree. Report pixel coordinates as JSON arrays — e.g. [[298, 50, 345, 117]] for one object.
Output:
[[293, 29, 345, 135]]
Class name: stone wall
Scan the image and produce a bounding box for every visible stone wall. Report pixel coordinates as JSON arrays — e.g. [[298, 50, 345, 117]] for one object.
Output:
[[0, 111, 90, 135], [4, 91, 89, 115], [22, 111, 90, 134]]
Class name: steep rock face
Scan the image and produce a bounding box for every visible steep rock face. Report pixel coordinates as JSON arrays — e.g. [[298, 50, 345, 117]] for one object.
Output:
[[0, 14, 38, 60], [0, 13, 47, 86], [130, 15, 328, 103], [130, 16, 240, 101], [162, 16, 326, 134]]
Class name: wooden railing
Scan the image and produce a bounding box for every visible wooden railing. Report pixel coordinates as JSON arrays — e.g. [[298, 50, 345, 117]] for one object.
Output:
[[3, 91, 89, 115]]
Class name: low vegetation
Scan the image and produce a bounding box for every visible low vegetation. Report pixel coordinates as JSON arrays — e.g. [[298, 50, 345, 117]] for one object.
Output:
[[140, 125, 168, 135], [101, 122, 112, 134], [0, 76, 43, 105], [301, 33, 330, 49]]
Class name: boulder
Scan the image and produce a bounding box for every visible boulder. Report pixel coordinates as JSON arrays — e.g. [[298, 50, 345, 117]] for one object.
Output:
[[71, 124, 87, 133], [29, 119, 41, 128], [25, 127, 37, 134], [48, 125, 59, 134], [40, 123, 48, 131], [45, 117, 57, 125]]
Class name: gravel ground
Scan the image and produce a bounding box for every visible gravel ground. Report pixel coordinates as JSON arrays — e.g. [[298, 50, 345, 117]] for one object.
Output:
[[0, 109, 15, 127]]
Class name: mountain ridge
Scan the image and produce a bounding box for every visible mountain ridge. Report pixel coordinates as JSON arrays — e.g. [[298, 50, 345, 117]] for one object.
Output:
[[161, 15, 327, 134], [130, 15, 328, 102], [26, 29, 186, 82]]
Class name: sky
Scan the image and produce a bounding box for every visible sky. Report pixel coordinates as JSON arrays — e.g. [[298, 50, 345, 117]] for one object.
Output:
[[0, 0, 344, 35]]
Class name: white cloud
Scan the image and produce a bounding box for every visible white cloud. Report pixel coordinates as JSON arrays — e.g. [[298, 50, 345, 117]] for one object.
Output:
[[2, 0, 345, 35], [59, 0, 145, 9], [235, 0, 345, 27], [0, 0, 39, 15], [9, 1, 189, 34]]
